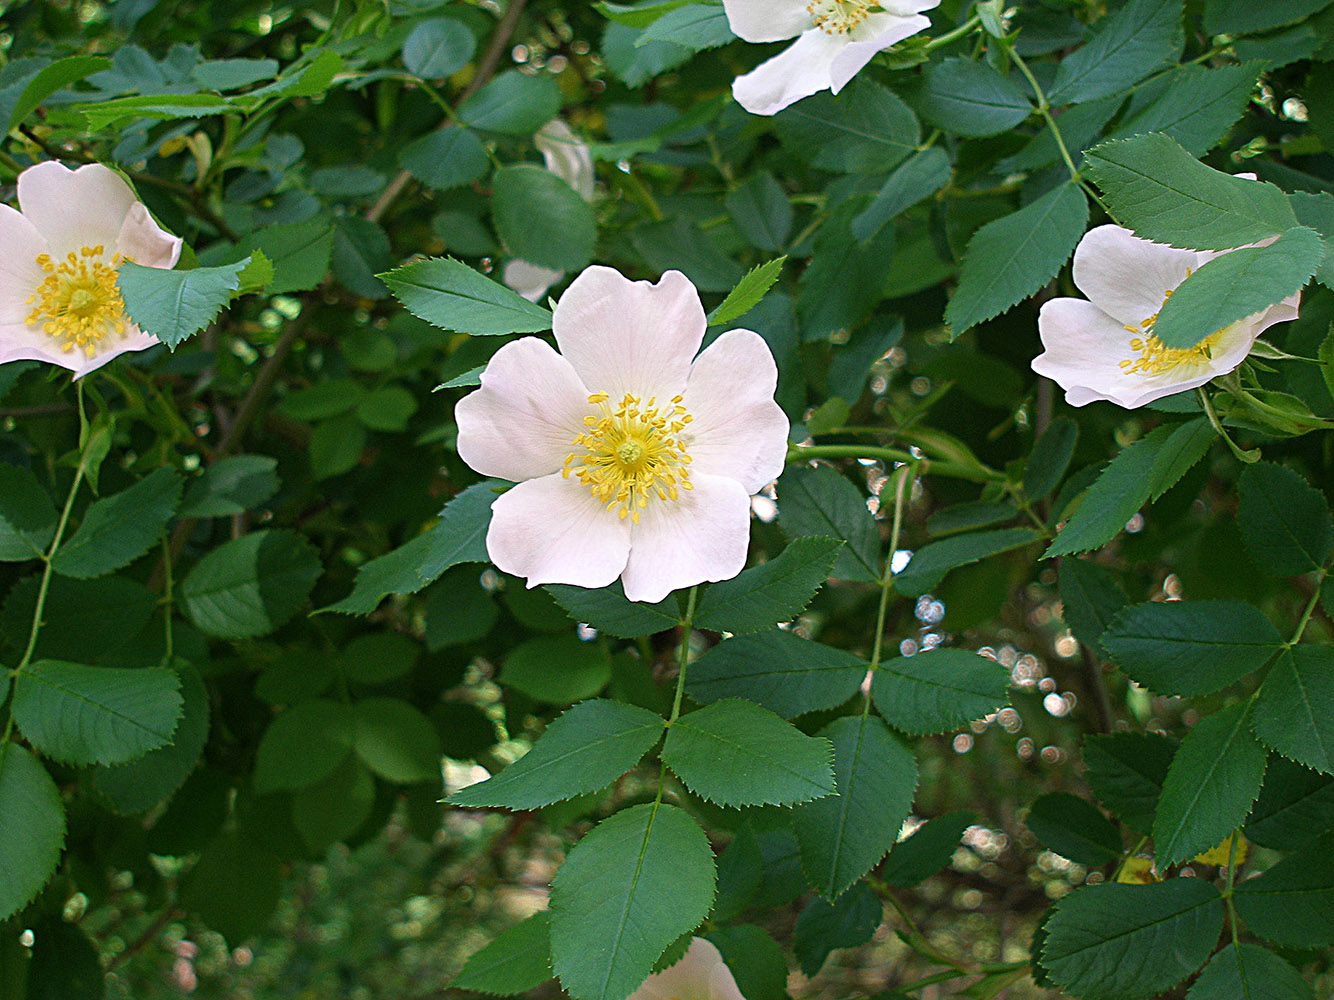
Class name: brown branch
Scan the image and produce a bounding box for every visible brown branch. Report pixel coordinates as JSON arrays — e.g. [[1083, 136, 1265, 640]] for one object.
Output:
[[365, 0, 529, 225], [0, 403, 73, 418], [105, 907, 181, 973]]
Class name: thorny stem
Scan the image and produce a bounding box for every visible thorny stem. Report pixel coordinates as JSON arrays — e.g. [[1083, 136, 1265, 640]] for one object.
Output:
[[791, 443, 1005, 484]]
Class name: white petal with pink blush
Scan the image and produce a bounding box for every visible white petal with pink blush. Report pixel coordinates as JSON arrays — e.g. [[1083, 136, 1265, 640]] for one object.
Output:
[[627, 938, 746, 1000], [0, 161, 181, 378], [455, 266, 790, 603]]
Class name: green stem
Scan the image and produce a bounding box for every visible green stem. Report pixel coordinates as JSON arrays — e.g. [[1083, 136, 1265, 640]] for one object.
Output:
[[17, 460, 87, 671], [923, 14, 982, 53], [1289, 568, 1327, 645], [160, 536, 175, 665], [654, 586, 699, 804], [1196, 388, 1260, 464], [1008, 49, 1081, 185], [1111, 835, 1149, 882], [791, 443, 1005, 484]]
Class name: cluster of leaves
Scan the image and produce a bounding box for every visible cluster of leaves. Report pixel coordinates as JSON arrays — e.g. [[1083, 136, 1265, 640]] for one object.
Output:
[[1, 0, 1333, 998]]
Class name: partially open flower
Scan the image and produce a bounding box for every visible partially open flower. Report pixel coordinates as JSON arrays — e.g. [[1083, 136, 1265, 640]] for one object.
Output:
[[1032, 225, 1301, 409], [723, 0, 941, 116], [627, 939, 745, 1000], [456, 266, 789, 604], [0, 161, 182, 378]]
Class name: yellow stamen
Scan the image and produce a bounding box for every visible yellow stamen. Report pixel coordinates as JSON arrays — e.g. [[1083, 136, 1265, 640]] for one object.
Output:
[[562, 391, 694, 525], [24, 245, 131, 357], [1118, 273, 1224, 377], [806, 0, 877, 34]]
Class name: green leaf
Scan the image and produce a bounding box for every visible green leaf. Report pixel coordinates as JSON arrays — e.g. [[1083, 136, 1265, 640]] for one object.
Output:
[[1039, 880, 1224, 1000], [594, 0, 696, 27], [1291, 192, 1334, 292], [1082, 732, 1175, 834], [0, 463, 56, 561], [1023, 416, 1078, 502], [893, 528, 1039, 597], [1083, 133, 1299, 250], [927, 501, 1017, 537], [1203, 0, 1333, 35], [870, 648, 1009, 736], [12, 660, 182, 766], [0, 744, 65, 921], [706, 257, 786, 327], [1186, 944, 1316, 1000], [177, 830, 284, 944], [851, 147, 951, 242], [1145, 418, 1215, 500], [0, 574, 157, 665], [1253, 645, 1334, 774], [191, 57, 279, 91], [1047, 0, 1184, 106], [276, 379, 363, 421], [638, 5, 735, 50], [777, 465, 881, 582], [1057, 558, 1129, 659], [253, 698, 356, 793], [724, 173, 793, 253], [116, 258, 248, 349], [632, 217, 743, 293], [1026, 792, 1123, 865], [80, 92, 235, 130], [381, 256, 553, 336], [450, 699, 663, 809], [51, 467, 181, 579], [694, 536, 843, 634], [916, 57, 1032, 137], [1245, 755, 1334, 851], [399, 127, 489, 191], [7, 54, 110, 131], [793, 714, 918, 899], [1152, 227, 1324, 349], [705, 925, 789, 1000], [452, 912, 553, 995], [946, 182, 1089, 335], [1112, 62, 1263, 157], [357, 385, 418, 432], [880, 810, 977, 887], [500, 634, 612, 704], [1101, 600, 1284, 696], [492, 165, 596, 272], [249, 49, 342, 98], [227, 217, 333, 294], [179, 529, 322, 639], [774, 77, 919, 174], [545, 582, 680, 639], [1237, 461, 1333, 577], [341, 633, 419, 685], [402, 17, 476, 78], [309, 415, 366, 479], [92, 663, 210, 814], [1044, 425, 1174, 558], [1153, 700, 1269, 867], [293, 755, 375, 853], [352, 697, 442, 784], [179, 455, 280, 518], [1233, 830, 1334, 947], [458, 70, 561, 135], [548, 803, 715, 1000], [798, 200, 898, 338], [792, 882, 881, 977], [331, 218, 390, 299], [686, 629, 866, 720], [27, 917, 102, 1000], [662, 699, 835, 808]]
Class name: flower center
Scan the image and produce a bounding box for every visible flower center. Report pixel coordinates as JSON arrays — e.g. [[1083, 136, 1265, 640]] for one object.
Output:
[[806, 0, 877, 34], [1117, 276, 1223, 377], [24, 246, 130, 358], [563, 391, 694, 524]]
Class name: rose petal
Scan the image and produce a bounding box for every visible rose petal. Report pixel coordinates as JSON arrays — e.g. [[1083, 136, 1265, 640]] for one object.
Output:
[[486, 474, 632, 590], [535, 120, 595, 202], [721, 0, 812, 42], [456, 337, 592, 482], [17, 162, 138, 257], [619, 473, 751, 603], [1072, 225, 1202, 329], [681, 329, 789, 493], [830, 13, 932, 92], [552, 266, 704, 400], [502, 259, 564, 303], [115, 203, 182, 269], [0, 204, 49, 325], [629, 940, 741, 1000], [731, 29, 849, 116]]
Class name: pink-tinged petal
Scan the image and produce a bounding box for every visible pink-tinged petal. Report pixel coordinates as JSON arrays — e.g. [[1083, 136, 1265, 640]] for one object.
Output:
[[0, 321, 78, 370], [0, 204, 49, 325], [456, 337, 592, 482], [1072, 225, 1201, 328], [535, 121, 595, 202], [721, 0, 811, 42], [502, 259, 564, 303], [620, 473, 751, 603], [630, 940, 740, 1000], [486, 474, 631, 589], [681, 329, 789, 493], [830, 13, 931, 92], [17, 162, 138, 256], [69, 327, 162, 379], [880, 0, 942, 13], [552, 266, 704, 400], [731, 29, 850, 116], [1254, 290, 1301, 334], [115, 203, 182, 269]]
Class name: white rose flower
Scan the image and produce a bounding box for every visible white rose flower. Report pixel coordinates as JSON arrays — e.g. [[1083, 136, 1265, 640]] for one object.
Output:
[[0, 161, 182, 378], [627, 939, 745, 1000], [456, 265, 790, 604], [723, 0, 941, 116], [1032, 225, 1301, 409]]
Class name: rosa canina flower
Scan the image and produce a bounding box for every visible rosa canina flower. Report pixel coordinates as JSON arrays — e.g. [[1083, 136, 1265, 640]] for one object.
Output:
[[723, 0, 941, 116], [456, 266, 790, 604], [626, 938, 745, 1000], [502, 120, 595, 303], [0, 161, 182, 378], [1032, 224, 1301, 409]]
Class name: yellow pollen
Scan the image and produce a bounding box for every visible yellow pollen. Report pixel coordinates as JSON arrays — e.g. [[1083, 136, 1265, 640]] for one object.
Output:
[[562, 391, 694, 525], [1118, 273, 1224, 377], [806, 0, 878, 34], [24, 245, 130, 357]]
